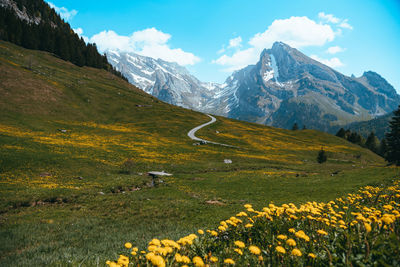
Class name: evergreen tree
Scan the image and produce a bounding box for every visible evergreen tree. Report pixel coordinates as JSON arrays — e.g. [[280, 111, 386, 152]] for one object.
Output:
[[365, 132, 379, 153], [385, 105, 400, 165], [336, 128, 346, 138], [302, 125, 307, 130], [292, 123, 299, 131], [317, 148, 327, 164], [379, 138, 388, 158]]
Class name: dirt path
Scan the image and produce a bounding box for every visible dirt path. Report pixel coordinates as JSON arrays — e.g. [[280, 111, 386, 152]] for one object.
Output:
[[187, 114, 236, 148]]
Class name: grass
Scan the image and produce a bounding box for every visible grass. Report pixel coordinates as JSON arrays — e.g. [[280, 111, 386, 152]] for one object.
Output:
[[0, 40, 397, 266]]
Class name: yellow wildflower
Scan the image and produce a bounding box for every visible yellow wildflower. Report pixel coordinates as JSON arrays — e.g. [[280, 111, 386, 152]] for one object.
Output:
[[210, 230, 218, 236], [234, 240, 245, 248], [276, 246, 286, 254], [364, 222, 372, 233], [288, 228, 296, 233], [308, 253, 316, 258], [149, 239, 161, 246], [198, 229, 204, 235], [124, 242, 132, 249], [181, 255, 191, 264], [277, 234, 287, 240], [210, 256, 218, 263], [317, 229, 328, 236], [234, 248, 243, 255], [117, 255, 129, 266], [291, 248, 302, 256], [224, 258, 235, 265], [286, 238, 296, 246], [192, 256, 205, 267], [249, 245, 261, 255], [245, 223, 253, 228]]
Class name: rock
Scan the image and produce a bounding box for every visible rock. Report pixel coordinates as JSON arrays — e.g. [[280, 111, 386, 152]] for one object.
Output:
[[224, 159, 232, 164], [39, 172, 52, 177], [205, 200, 225, 206], [98, 191, 105, 195]]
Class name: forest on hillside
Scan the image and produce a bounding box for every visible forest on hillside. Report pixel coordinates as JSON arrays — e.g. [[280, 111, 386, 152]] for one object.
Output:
[[0, 0, 127, 80]]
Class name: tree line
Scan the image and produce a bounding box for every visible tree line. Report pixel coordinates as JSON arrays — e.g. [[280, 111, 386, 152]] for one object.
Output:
[[0, 0, 127, 81], [336, 105, 400, 165]]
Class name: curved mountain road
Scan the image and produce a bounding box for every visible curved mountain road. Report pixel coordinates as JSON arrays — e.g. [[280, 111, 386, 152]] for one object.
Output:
[[187, 114, 236, 148]]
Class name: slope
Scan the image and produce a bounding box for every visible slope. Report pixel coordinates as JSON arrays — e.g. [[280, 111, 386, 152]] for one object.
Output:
[[0, 40, 396, 266], [337, 111, 395, 139]]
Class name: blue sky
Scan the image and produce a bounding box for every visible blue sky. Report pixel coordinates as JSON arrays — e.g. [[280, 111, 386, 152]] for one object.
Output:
[[47, 0, 400, 92]]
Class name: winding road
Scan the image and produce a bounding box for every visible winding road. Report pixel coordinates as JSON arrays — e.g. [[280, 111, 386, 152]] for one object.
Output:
[[187, 114, 236, 148]]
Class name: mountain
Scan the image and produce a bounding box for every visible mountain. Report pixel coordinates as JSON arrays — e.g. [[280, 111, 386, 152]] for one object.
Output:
[[107, 42, 400, 132], [207, 42, 400, 131], [106, 50, 222, 110]]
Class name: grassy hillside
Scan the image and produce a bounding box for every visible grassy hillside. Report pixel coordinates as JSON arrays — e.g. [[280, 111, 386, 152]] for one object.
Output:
[[0, 40, 397, 266]]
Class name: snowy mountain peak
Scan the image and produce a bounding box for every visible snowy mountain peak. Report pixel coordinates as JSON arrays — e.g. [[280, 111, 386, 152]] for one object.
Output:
[[106, 50, 224, 110]]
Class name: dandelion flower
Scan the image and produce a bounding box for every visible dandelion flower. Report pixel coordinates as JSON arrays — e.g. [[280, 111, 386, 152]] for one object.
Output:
[[277, 234, 287, 240], [317, 229, 328, 236], [364, 222, 372, 233], [192, 256, 205, 267], [234, 240, 245, 248], [308, 253, 316, 258], [210, 256, 218, 263], [224, 258, 235, 265], [291, 248, 302, 257], [245, 223, 253, 228], [276, 246, 286, 254], [249, 245, 261, 255], [198, 229, 204, 235], [124, 242, 132, 249], [234, 248, 243, 255], [286, 238, 296, 246]]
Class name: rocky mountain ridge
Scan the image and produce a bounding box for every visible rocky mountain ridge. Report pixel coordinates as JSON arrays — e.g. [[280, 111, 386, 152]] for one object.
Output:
[[106, 42, 400, 131]]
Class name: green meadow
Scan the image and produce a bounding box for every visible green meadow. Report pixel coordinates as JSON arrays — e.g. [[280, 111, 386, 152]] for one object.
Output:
[[0, 41, 397, 266]]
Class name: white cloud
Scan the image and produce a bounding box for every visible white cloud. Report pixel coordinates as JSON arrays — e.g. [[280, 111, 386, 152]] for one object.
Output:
[[48, 2, 77, 21], [73, 28, 89, 43], [326, 46, 345, 54], [213, 48, 257, 72], [214, 16, 337, 71], [318, 12, 353, 30], [90, 28, 200, 66], [228, 36, 242, 49], [339, 19, 353, 30], [318, 12, 340, 24], [310, 55, 344, 68]]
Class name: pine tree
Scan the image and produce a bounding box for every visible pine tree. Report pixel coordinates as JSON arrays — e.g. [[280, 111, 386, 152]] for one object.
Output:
[[365, 132, 379, 153], [336, 128, 346, 138], [379, 138, 388, 158], [292, 123, 299, 131], [317, 148, 327, 164], [385, 105, 400, 165]]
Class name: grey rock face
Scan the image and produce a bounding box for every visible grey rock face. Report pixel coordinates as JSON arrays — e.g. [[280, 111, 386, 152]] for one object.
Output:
[[106, 50, 222, 110], [209, 42, 400, 130]]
